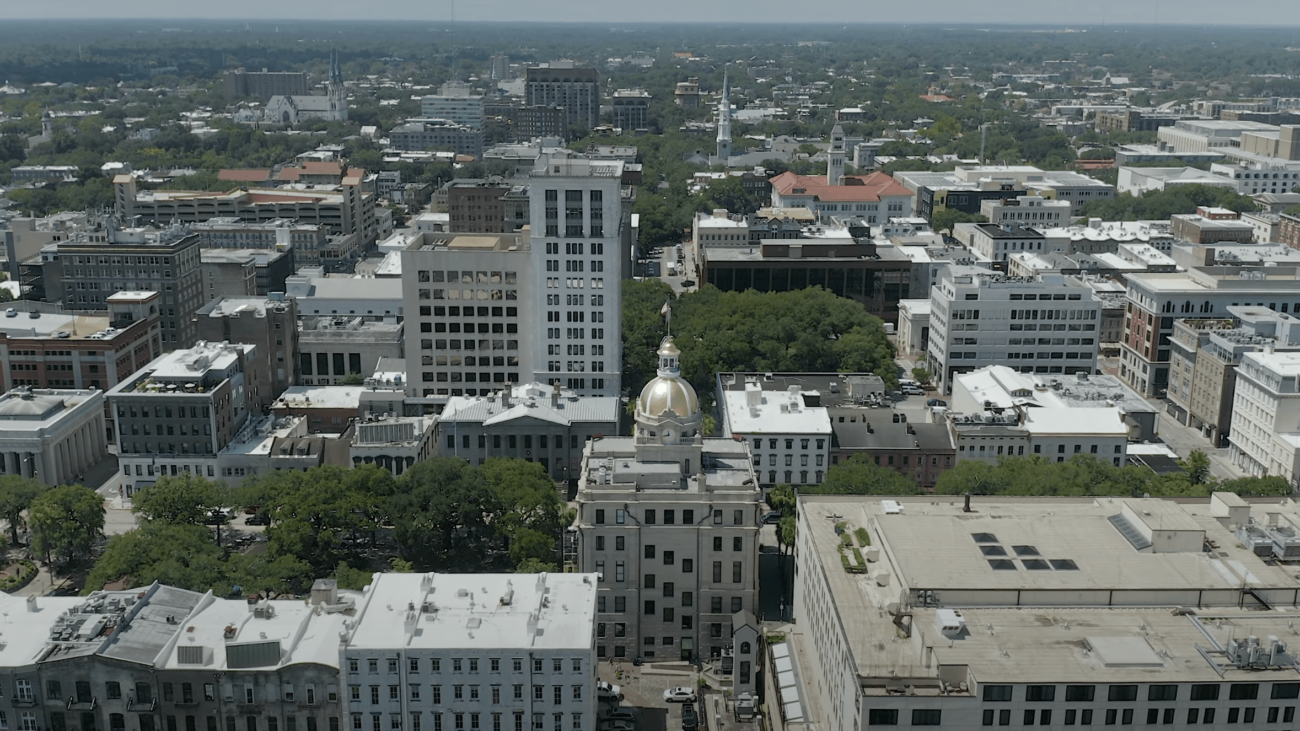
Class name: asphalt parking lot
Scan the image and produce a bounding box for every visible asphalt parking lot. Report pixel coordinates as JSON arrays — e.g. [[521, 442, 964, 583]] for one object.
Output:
[[597, 663, 700, 731]]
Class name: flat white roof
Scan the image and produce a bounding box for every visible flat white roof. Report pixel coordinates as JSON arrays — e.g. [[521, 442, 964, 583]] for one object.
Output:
[[1023, 407, 1128, 436], [722, 387, 833, 436], [274, 386, 364, 410], [347, 573, 597, 651]]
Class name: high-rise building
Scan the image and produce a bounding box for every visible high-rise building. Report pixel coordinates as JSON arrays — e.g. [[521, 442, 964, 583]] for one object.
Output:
[[489, 53, 511, 81], [420, 83, 485, 128], [528, 156, 628, 397], [35, 224, 204, 348], [221, 68, 309, 99], [525, 64, 599, 133], [575, 337, 762, 661], [613, 88, 652, 133]]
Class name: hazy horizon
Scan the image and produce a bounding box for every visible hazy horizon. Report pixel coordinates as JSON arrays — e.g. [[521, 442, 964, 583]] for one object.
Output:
[[11, 0, 1300, 27]]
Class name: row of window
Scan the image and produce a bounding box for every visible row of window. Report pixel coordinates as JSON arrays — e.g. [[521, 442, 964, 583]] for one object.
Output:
[[347, 658, 580, 675], [594, 508, 747, 526], [353, 710, 577, 731], [415, 271, 519, 285], [978, 705, 1294, 726], [981, 682, 1297, 703], [593, 559, 743, 584], [445, 434, 582, 451], [419, 307, 518, 319], [593, 536, 745, 553], [750, 438, 826, 452], [349, 683, 583, 705]]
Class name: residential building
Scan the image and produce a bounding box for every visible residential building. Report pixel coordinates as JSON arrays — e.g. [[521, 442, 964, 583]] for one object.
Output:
[[769, 171, 913, 221], [0, 291, 163, 395], [108, 341, 259, 494], [793, 493, 1300, 731], [387, 119, 484, 158], [436, 382, 620, 483], [575, 337, 762, 661], [298, 316, 403, 386], [515, 105, 567, 139], [0, 387, 107, 485], [33, 224, 204, 348], [199, 249, 256, 300], [399, 231, 532, 406], [895, 166, 1116, 219], [271, 385, 364, 434], [527, 155, 630, 397], [612, 88, 651, 131], [1242, 211, 1282, 243], [419, 84, 485, 128], [349, 412, 435, 476], [444, 179, 529, 234], [1230, 350, 1300, 485], [112, 171, 387, 249], [952, 365, 1158, 442], [978, 195, 1071, 229], [926, 268, 1102, 394], [525, 64, 599, 132], [340, 572, 598, 731], [1171, 213, 1256, 244], [284, 268, 403, 320], [193, 295, 298, 402], [1113, 143, 1225, 165], [222, 68, 309, 98], [715, 374, 833, 489], [1168, 307, 1300, 448], [1120, 265, 1300, 397]]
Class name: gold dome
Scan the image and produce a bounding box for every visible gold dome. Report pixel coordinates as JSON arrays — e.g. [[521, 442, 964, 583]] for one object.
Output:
[[637, 376, 700, 419]]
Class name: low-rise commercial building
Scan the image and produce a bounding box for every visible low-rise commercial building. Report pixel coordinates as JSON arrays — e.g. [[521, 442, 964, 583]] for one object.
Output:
[[193, 295, 298, 403], [298, 316, 403, 386], [716, 373, 834, 489], [793, 493, 1300, 731], [271, 385, 364, 434], [349, 412, 436, 476], [387, 119, 484, 158], [108, 341, 259, 494], [1230, 350, 1300, 485], [437, 382, 620, 483]]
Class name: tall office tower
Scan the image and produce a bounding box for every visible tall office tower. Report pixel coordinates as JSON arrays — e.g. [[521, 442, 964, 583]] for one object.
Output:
[[528, 155, 627, 397], [524, 64, 600, 133]]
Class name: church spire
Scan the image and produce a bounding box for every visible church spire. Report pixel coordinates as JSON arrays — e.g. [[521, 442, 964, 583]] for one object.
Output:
[[716, 69, 732, 161]]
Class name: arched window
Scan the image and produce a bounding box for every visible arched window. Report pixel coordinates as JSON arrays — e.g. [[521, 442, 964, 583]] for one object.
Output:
[[740, 642, 752, 654]]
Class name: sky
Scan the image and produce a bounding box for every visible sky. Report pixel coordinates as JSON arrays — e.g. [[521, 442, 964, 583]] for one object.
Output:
[[12, 0, 1300, 26]]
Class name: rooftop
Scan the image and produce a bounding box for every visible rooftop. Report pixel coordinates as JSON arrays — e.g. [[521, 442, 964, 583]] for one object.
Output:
[[770, 171, 912, 202], [721, 383, 833, 436], [345, 572, 597, 651], [801, 494, 1300, 685], [273, 386, 364, 411], [440, 383, 620, 427]]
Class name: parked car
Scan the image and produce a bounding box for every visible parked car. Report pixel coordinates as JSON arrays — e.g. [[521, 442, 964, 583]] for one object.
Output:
[[245, 513, 271, 526], [681, 703, 699, 731], [597, 681, 622, 701], [902, 386, 925, 396], [663, 687, 697, 703], [926, 399, 947, 408], [603, 710, 635, 723], [599, 722, 634, 731], [761, 511, 783, 525]]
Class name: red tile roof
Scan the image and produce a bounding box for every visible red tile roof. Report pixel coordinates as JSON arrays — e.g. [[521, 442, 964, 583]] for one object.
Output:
[[770, 171, 911, 202], [218, 169, 271, 182]]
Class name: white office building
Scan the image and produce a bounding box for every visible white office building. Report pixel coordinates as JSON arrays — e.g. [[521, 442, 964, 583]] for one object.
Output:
[[1229, 350, 1300, 485], [927, 268, 1102, 394], [420, 84, 485, 129], [341, 572, 597, 731], [716, 375, 833, 488], [793, 493, 1300, 731], [528, 156, 627, 397], [978, 195, 1072, 229]]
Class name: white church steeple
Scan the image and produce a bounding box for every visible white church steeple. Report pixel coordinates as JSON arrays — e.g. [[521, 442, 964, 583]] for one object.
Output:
[[716, 71, 732, 161]]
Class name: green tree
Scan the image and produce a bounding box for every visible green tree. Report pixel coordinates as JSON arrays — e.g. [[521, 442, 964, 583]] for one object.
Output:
[[29, 485, 104, 563], [1178, 450, 1213, 486], [480, 458, 565, 568], [930, 209, 987, 235], [807, 454, 922, 495], [132, 472, 223, 525], [339, 372, 366, 385], [0, 475, 46, 546], [83, 523, 226, 594], [767, 484, 797, 514], [911, 368, 932, 385], [390, 458, 495, 570]]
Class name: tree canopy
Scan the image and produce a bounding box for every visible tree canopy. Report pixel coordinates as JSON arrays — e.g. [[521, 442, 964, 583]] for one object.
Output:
[[29, 484, 104, 564], [1080, 184, 1258, 222], [623, 280, 897, 407]]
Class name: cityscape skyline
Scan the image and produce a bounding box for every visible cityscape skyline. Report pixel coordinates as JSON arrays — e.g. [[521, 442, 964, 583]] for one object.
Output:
[[12, 0, 1300, 25]]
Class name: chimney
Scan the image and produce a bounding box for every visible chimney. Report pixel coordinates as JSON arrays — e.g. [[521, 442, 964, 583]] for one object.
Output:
[[551, 383, 560, 407], [502, 386, 511, 408], [963, 493, 972, 513]]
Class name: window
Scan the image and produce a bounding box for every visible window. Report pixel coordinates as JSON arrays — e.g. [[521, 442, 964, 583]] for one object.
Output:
[[1272, 683, 1300, 699], [1065, 686, 1095, 702], [107, 682, 122, 700], [911, 710, 941, 726], [866, 710, 898, 726], [983, 686, 1012, 702], [1190, 685, 1219, 701], [1025, 686, 1055, 702], [1230, 684, 1259, 700], [1107, 685, 1138, 702], [1147, 685, 1177, 702]]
